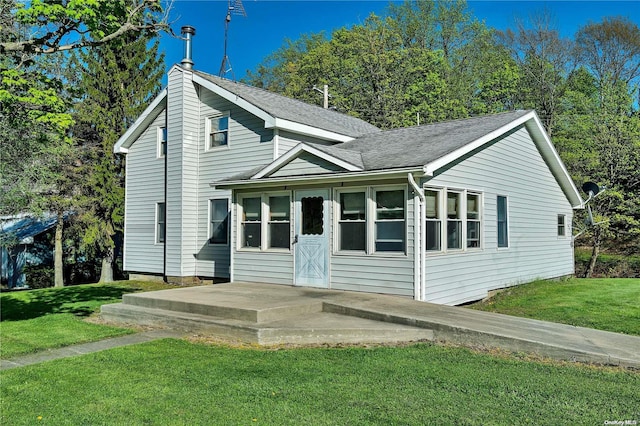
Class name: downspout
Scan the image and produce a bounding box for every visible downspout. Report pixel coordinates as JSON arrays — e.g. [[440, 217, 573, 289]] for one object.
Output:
[[408, 173, 425, 301]]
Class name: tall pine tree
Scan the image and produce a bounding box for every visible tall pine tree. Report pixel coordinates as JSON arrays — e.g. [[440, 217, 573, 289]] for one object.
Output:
[[71, 33, 164, 282]]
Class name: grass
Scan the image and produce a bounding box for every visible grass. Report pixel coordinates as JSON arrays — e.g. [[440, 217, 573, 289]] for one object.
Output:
[[0, 280, 182, 358], [468, 278, 640, 336], [1, 339, 638, 425]]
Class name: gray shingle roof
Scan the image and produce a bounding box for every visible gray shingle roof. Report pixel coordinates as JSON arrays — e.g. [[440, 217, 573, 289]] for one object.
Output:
[[193, 70, 380, 138], [316, 110, 532, 171]]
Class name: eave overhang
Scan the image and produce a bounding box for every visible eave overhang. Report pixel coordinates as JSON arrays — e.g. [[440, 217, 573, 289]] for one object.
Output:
[[212, 167, 423, 190], [113, 88, 167, 154], [192, 73, 355, 143], [422, 111, 584, 209]]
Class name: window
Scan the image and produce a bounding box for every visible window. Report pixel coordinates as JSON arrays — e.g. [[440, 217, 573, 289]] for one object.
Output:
[[446, 191, 462, 250], [156, 202, 166, 243], [466, 193, 481, 248], [557, 214, 566, 237], [425, 190, 441, 251], [268, 195, 290, 248], [425, 188, 483, 253], [497, 195, 509, 248], [207, 114, 229, 149], [374, 189, 405, 252], [239, 193, 292, 250], [241, 197, 261, 248], [301, 196, 324, 235], [338, 191, 366, 251], [209, 199, 229, 245], [158, 127, 167, 158]]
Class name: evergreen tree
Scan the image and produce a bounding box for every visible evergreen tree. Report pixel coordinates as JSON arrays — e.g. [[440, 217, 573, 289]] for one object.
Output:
[[70, 33, 164, 282]]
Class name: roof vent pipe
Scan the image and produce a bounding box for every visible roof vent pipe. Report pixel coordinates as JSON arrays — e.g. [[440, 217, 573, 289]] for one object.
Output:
[[181, 25, 196, 69]]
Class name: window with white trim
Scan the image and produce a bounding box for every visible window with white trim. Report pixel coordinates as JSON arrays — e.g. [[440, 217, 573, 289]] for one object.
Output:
[[446, 191, 462, 250], [425, 188, 483, 252], [209, 199, 229, 245], [466, 193, 481, 248], [497, 195, 509, 248], [158, 126, 167, 158], [156, 202, 166, 243], [239, 193, 292, 250], [425, 189, 442, 251], [207, 113, 229, 149], [557, 214, 566, 237], [268, 195, 290, 248], [241, 197, 261, 248], [374, 189, 406, 252], [338, 191, 366, 251]]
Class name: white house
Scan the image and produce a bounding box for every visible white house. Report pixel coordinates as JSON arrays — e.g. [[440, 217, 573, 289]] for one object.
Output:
[[115, 38, 583, 305]]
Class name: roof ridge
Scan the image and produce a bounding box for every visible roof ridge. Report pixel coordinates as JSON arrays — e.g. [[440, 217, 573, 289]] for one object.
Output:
[[192, 69, 370, 124]]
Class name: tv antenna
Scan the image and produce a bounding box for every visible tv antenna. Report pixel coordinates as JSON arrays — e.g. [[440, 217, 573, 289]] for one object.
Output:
[[219, 0, 247, 79]]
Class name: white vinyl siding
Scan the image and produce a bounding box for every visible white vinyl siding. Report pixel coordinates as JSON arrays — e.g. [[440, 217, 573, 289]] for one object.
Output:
[[123, 111, 165, 274], [423, 126, 574, 305]]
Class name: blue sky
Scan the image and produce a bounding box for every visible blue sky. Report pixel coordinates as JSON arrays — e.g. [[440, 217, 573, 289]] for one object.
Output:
[[160, 0, 640, 80]]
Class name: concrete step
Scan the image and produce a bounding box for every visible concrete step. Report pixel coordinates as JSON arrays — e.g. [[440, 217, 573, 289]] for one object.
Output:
[[122, 291, 323, 323], [100, 303, 434, 346]]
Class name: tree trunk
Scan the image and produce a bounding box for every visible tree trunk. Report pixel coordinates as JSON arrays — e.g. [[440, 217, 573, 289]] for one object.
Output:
[[584, 229, 601, 278], [54, 212, 64, 287], [99, 247, 114, 283]]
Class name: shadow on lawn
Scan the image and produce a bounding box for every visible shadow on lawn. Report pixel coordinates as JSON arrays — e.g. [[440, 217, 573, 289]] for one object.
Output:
[[0, 286, 137, 321]]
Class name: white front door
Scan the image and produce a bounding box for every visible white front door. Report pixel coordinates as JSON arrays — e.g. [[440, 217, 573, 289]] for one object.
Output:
[[294, 189, 329, 287]]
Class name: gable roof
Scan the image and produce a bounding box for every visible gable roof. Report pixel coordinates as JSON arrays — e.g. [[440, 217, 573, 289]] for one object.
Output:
[[192, 70, 379, 139], [114, 66, 380, 153], [114, 89, 167, 153], [217, 110, 584, 209]]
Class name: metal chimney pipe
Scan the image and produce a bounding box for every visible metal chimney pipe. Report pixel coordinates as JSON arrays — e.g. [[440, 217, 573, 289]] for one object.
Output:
[[181, 25, 196, 69]]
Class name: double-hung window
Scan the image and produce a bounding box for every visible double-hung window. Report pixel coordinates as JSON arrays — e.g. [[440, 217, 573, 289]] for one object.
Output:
[[374, 189, 406, 252], [241, 197, 261, 248], [207, 113, 229, 149], [156, 202, 166, 244], [425, 188, 483, 252], [268, 195, 290, 249], [239, 193, 291, 250], [557, 214, 566, 237], [158, 127, 167, 158], [209, 199, 229, 245], [425, 190, 441, 251], [446, 191, 463, 250], [466, 193, 481, 248], [497, 195, 509, 248], [338, 191, 366, 251]]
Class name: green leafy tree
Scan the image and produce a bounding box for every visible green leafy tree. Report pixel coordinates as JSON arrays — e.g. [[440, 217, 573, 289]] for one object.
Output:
[[70, 33, 164, 282]]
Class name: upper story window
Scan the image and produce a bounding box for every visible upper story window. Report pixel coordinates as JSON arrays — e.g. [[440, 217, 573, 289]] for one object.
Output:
[[497, 195, 509, 248], [209, 199, 229, 245], [207, 113, 229, 149], [158, 126, 167, 158]]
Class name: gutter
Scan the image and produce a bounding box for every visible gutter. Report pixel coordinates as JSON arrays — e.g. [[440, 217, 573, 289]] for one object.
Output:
[[407, 173, 425, 301]]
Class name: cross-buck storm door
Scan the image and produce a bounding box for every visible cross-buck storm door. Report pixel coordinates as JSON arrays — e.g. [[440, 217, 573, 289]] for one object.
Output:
[[294, 189, 329, 287]]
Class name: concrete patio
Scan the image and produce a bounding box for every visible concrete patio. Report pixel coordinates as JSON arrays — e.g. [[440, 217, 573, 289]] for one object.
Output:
[[100, 282, 640, 368]]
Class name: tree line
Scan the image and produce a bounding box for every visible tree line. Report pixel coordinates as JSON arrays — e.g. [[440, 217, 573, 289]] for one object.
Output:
[[246, 1, 640, 276], [1, 0, 638, 286]]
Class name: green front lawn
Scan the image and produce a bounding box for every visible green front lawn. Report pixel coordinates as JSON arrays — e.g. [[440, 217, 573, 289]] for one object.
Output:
[[1, 339, 637, 425], [0, 280, 183, 358], [468, 278, 640, 335]]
